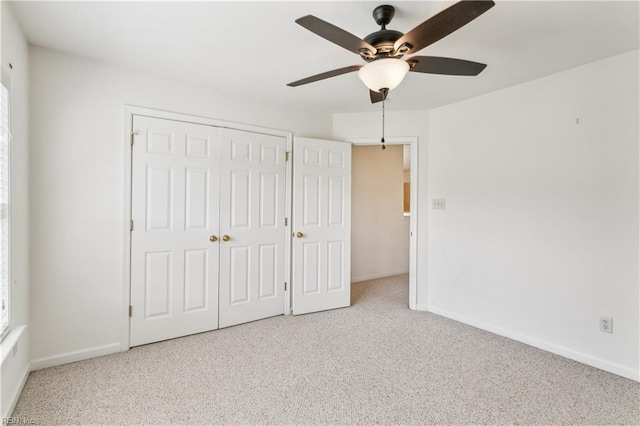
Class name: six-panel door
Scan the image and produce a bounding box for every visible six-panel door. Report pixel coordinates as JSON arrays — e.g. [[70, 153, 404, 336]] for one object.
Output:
[[130, 116, 221, 346], [292, 137, 352, 315], [218, 129, 287, 328]]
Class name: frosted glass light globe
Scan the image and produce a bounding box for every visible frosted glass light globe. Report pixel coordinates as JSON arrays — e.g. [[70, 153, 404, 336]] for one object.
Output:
[[357, 58, 410, 92]]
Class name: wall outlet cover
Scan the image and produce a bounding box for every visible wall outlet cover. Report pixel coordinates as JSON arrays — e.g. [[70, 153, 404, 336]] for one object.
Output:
[[599, 316, 613, 333]]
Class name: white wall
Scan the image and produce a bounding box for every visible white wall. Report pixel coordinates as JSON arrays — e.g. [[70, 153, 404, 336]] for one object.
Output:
[[351, 145, 409, 282], [426, 50, 639, 380], [334, 50, 639, 380], [28, 46, 333, 366], [1, 1, 30, 417]]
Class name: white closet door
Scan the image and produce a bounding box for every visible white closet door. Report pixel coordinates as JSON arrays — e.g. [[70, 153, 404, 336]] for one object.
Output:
[[130, 116, 220, 346], [218, 128, 287, 328], [292, 137, 351, 315]]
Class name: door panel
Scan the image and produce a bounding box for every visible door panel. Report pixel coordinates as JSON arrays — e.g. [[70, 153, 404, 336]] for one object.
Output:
[[144, 251, 172, 318], [219, 129, 287, 328], [328, 176, 345, 225], [184, 249, 208, 312], [292, 137, 351, 315], [229, 246, 250, 304], [258, 243, 277, 298], [327, 241, 345, 291], [185, 169, 210, 230], [146, 165, 173, 230], [302, 242, 320, 294], [130, 116, 220, 346]]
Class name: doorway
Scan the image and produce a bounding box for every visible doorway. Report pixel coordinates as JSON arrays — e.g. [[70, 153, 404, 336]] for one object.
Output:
[[349, 137, 418, 309]]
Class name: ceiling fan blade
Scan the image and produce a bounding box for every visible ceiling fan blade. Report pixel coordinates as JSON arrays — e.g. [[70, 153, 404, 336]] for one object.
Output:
[[296, 15, 376, 56], [407, 56, 487, 76], [394, 1, 495, 54], [369, 90, 387, 104], [287, 65, 362, 87]]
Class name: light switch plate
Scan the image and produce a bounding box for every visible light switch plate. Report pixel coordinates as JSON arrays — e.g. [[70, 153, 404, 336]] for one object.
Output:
[[432, 199, 446, 210]]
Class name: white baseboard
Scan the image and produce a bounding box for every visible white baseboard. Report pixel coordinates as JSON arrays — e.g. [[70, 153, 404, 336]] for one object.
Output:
[[426, 304, 639, 382], [3, 362, 30, 419], [30, 343, 122, 371], [352, 269, 409, 283]]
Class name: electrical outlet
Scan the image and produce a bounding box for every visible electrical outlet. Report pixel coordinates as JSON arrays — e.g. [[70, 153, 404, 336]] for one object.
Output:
[[599, 316, 613, 333], [432, 199, 446, 210]]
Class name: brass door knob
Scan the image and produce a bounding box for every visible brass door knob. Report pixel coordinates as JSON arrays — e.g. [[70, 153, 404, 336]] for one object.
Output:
[[209, 235, 218, 242], [296, 232, 304, 238], [222, 235, 231, 242]]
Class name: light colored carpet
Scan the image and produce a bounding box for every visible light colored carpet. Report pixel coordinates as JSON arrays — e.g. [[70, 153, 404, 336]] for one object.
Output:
[[13, 274, 640, 425]]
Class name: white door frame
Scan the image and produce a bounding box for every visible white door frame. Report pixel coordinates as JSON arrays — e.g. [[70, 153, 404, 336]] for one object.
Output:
[[121, 105, 293, 351], [348, 136, 419, 310]]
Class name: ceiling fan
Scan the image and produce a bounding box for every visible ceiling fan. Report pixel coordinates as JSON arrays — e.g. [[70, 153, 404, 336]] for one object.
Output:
[[287, 0, 495, 103]]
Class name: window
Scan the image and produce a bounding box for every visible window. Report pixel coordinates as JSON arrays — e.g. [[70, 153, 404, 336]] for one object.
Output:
[[0, 77, 10, 339]]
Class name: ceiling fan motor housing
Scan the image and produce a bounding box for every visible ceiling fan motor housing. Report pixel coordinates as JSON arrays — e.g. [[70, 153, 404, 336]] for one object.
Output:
[[362, 5, 411, 60], [364, 29, 404, 58]]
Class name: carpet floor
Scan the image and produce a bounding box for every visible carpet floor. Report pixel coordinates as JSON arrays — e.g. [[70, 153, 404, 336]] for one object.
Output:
[[12, 274, 640, 425]]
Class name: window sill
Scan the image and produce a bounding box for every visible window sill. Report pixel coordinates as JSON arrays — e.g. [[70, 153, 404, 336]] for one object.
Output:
[[1, 325, 25, 365]]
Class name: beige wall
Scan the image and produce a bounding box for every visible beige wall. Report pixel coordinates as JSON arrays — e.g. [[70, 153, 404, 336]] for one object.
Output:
[[351, 145, 410, 282]]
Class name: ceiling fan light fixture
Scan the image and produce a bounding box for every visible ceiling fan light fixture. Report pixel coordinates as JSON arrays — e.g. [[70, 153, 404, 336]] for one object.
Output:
[[357, 58, 410, 93]]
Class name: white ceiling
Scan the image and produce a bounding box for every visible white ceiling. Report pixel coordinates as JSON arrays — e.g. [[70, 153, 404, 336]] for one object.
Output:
[[9, 1, 640, 114]]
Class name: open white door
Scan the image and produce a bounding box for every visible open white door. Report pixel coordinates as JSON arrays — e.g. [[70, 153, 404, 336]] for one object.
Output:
[[130, 116, 221, 346], [292, 137, 351, 315]]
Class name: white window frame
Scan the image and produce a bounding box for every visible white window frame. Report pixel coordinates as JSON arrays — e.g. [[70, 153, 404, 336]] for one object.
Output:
[[0, 69, 12, 341]]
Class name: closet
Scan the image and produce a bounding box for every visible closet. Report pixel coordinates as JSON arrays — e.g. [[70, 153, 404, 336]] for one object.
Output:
[[129, 115, 287, 346]]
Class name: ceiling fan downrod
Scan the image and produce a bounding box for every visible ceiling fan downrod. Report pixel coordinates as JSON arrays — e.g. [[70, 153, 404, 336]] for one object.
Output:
[[380, 88, 388, 150]]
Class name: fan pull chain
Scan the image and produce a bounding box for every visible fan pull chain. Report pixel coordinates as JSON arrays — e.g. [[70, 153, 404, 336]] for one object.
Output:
[[381, 92, 386, 150]]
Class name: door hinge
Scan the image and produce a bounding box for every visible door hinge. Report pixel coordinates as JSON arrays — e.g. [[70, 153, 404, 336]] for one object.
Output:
[[285, 151, 290, 162], [284, 218, 288, 226], [130, 220, 134, 231], [130, 130, 138, 146], [129, 305, 133, 317], [284, 282, 287, 291]]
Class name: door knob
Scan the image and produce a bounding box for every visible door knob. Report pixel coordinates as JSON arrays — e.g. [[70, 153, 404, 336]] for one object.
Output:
[[209, 235, 218, 242], [296, 232, 304, 238], [222, 235, 231, 242]]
